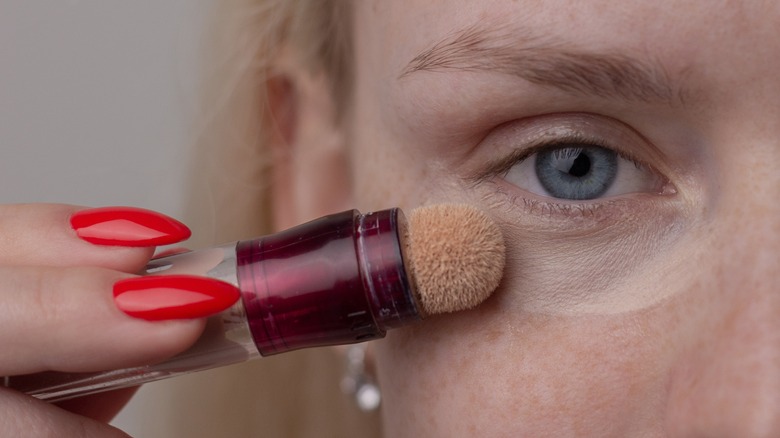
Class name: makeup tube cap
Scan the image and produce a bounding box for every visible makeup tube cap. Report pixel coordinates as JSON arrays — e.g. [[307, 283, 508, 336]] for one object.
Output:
[[237, 209, 420, 356]]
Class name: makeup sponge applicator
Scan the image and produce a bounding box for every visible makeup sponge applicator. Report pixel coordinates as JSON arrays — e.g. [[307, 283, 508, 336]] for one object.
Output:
[[9, 205, 506, 403], [406, 204, 505, 315]]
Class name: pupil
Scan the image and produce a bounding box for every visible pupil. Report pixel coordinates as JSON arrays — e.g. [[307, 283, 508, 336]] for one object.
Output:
[[568, 153, 591, 177]]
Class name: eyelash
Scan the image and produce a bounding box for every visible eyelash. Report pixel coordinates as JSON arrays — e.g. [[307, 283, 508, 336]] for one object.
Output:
[[487, 178, 613, 219], [480, 132, 645, 179]]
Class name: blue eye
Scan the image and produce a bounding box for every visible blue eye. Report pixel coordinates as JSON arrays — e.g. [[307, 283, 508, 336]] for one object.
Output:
[[502, 143, 667, 201], [535, 146, 618, 200]]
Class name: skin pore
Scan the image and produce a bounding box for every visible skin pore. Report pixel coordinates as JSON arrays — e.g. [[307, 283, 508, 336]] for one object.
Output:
[[277, 0, 779, 435]]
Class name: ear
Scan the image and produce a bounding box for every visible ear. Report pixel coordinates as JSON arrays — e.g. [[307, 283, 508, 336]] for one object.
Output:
[[266, 50, 352, 230]]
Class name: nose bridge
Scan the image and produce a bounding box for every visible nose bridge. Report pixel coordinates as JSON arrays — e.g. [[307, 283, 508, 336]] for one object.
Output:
[[708, 209, 780, 434], [667, 169, 780, 435], [714, 127, 780, 357], [660, 14, 780, 430]]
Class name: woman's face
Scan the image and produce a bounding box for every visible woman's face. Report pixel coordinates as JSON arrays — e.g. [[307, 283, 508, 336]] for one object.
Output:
[[339, 1, 779, 435]]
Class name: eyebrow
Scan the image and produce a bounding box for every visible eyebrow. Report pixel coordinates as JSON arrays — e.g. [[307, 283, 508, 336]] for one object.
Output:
[[400, 23, 688, 106]]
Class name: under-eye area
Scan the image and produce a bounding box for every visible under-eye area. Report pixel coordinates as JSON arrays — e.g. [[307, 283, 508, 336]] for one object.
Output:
[[455, 114, 689, 313]]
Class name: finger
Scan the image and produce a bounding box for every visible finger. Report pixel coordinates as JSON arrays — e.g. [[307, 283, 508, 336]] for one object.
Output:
[[0, 387, 131, 438], [55, 387, 139, 423], [0, 266, 207, 375], [0, 204, 190, 272]]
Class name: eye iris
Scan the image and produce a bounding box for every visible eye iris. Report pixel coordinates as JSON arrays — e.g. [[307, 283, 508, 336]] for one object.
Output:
[[534, 145, 618, 200]]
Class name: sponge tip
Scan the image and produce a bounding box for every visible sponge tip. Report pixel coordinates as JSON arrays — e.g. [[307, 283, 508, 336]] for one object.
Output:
[[406, 204, 505, 315]]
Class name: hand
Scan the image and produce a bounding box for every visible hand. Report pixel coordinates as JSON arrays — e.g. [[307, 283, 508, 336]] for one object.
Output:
[[0, 204, 210, 436]]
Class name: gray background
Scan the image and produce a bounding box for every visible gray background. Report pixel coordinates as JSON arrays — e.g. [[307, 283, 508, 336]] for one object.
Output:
[[0, 0, 211, 215], [1, 1, 214, 434]]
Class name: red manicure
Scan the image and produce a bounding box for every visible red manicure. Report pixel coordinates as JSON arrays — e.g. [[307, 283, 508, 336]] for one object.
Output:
[[71, 206, 191, 246], [113, 275, 240, 321]]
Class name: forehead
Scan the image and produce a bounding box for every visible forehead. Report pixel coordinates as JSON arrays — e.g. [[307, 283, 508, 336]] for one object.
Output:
[[353, 0, 779, 81]]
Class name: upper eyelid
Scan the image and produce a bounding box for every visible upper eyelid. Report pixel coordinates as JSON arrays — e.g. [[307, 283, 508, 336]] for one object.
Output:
[[468, 131, 644, 183]]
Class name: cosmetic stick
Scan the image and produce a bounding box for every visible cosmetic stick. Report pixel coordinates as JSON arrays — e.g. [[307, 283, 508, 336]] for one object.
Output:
[[7, 205, 504, 402]]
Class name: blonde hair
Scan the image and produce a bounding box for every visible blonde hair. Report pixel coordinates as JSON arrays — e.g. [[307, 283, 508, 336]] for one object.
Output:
[[129, 2, 380, 437], [185, 0, 353, 245]]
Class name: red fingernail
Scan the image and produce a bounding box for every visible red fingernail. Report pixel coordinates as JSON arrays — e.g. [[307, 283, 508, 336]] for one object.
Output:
[[113, 275, 240, 320], [71, 207, 191, 246]]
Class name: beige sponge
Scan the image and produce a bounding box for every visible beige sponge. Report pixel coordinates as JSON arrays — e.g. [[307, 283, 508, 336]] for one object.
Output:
[[406, 204, 505, 315]]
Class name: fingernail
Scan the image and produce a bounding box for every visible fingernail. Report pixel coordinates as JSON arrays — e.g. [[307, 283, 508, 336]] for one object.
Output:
[[71, 206, 191, 246], [113, 275, 240, 320]]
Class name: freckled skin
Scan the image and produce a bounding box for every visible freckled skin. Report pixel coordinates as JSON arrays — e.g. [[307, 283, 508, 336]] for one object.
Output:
[[307, 0, 780, 436], [375, 297, 681, 435]]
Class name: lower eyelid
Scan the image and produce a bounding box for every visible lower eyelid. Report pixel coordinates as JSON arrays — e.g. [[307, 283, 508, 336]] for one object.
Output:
[[479, 177, 680, 235], [483, 178, 606, 221]]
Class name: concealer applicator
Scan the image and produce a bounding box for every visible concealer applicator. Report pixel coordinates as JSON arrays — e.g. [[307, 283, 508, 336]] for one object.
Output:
[[9, 204, 505, 401]]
